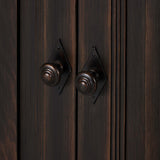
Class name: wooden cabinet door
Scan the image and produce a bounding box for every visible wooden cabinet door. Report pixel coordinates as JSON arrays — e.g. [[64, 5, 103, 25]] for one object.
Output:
[[78, 0, 160, 160], [0, 0, 160, 160], [20, 0, 76, 159], [77, 0, 126, 159]]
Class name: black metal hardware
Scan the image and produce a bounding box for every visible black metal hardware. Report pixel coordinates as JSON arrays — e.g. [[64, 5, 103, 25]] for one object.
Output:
[[76, 47, 107, 103], [40, 39, 71, 94]]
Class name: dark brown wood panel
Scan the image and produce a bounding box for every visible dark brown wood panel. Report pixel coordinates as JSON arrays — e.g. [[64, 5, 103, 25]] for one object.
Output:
[[145, 0, 160, 159], [0, 0, 17, 159], [78, 0, 111, 160], [127, 0, 146, 159], [127, 0, 160, 160], [20, 0, 76, 159]]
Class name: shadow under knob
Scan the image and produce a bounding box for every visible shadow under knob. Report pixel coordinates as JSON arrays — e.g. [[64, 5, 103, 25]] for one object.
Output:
[[76, 71, 97, 95], [40, 63, 63, 86]]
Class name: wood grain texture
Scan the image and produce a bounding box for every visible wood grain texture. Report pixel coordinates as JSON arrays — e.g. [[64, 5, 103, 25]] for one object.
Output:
[[20, 0, 76, 159], [127, 0, 146, 159], [145, 0, 160, 159], [111, 0, 126, 160], [78, 0, 111, 160], [127, 0, 160, 159], [0, 0, 17, 159]]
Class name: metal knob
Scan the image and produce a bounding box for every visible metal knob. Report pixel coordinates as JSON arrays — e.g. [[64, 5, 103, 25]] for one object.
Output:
[[40, 62, 63, 86], [76, 71, 97, 95]]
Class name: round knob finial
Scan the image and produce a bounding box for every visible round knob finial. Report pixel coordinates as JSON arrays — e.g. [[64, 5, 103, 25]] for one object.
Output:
[[40, 63, 63, 86], [76, 71, 97, 95]]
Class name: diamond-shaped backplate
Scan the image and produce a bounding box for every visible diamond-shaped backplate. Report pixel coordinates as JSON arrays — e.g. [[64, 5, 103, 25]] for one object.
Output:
[[80, 47, 107, 103], [47, 39, 72, 94]]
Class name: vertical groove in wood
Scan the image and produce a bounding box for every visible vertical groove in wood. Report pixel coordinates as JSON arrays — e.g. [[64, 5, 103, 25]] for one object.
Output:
[[0, 0, 17, 159], [111, 0, 126, 159], [111, 0, 117, 159], [120, 0, 126, 160], [116, 0, 121, 159], [42, 0, 47, 159]]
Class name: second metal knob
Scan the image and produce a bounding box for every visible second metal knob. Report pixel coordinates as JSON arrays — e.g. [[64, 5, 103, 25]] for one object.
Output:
[[75, 47, 107, 103], [76, 71, 97, 95]]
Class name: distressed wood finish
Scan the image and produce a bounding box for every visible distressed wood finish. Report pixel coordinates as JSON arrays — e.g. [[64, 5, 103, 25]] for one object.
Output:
[[78, 0, 111, 160], [20, 0, 76, 159], [127, 0, 160, 159], [0, 0, 17, 159]]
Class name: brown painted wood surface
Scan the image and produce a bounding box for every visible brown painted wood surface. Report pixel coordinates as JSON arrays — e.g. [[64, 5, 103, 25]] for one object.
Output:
[[0, 0, 17, 159], [78, 0, 111, 160], [20, 0, 76, 159], [127, 0, 160, 159]]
